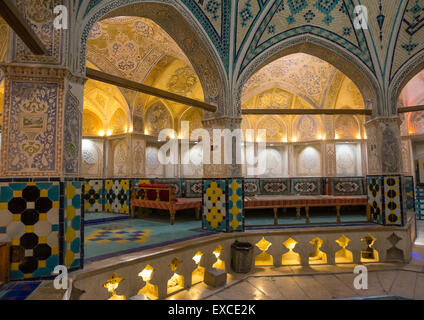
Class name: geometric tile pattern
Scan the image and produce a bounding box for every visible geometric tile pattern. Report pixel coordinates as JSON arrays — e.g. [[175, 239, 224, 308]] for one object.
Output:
[[384, 176, 403, 226], [85, 228, 152, 244], [227, 179, 244, 232], [329, 177, 365, 196], [184, 179, 203, 198], [105, 180, 130, 214], [259, 178, 290, 195], [367, 176, 384, 225], [83, 180, 103, 213], [403, 176, 415, 212], [64, 181, 83, 270], [0, 182, 60, 280], [291, 178, 322, 195], [417, 185, 424, 220], [244, 178, 260, 196], [203, 179, 227, 232]]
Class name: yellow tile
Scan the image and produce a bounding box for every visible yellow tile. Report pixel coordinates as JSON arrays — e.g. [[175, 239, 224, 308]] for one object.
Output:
[[28, 182, 36, 186], [11, 262, 19, 271], [12, 238, 20, 246], [52, 201, 60, 208], [13, 191, 22, 197], [39, 213, 47, 221], [12, 214, 21, 221], [40, 190, 48, 197], [24, 274, 32, 279], [52, 247, 59, 255], [0, 203, 8, 210], [38, 236, 47, 244], [25, 226, 34, 233], [38, 260, 46, 268]]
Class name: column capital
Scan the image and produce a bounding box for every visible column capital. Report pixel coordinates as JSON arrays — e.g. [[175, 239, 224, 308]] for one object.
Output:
[[0, 63, 87, 85], [202, 116, 242, 130]]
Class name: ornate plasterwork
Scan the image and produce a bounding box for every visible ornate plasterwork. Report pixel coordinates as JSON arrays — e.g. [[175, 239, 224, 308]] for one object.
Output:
[[13, 0, 64, 65], [1, 77, 64, 176], [87, 17, 190, 83], [144, 103, 173, 136], [242, 54, 336, 107], [83, 110, 104, 136], [79, 1, 226, 114]]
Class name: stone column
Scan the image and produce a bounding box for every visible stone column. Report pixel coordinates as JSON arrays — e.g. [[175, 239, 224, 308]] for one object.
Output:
[[0, 0, 87, 280], [201, 117, 242, 178], [0, 64, 85, 178], [365, 117, 402, 175], [365, 116, 407, 226]]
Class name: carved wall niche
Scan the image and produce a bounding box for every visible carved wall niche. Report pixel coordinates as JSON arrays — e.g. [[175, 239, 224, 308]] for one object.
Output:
[[145, 145, 164, 177], [111, 139, 129, 177], [335, 116, 360, 139], [144, 103, 173, 136], [336, 143, 361, 176], [295, 145, 322, 176], [82, 139, 103, 177], [294, 115, 321, 141], [257, 116, 287, 142], [83, 110, 104, 136]]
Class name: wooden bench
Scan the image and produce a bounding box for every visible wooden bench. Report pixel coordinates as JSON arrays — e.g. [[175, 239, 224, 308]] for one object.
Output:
[[130, 184, 202, 225], [244, 195, 370, 225]]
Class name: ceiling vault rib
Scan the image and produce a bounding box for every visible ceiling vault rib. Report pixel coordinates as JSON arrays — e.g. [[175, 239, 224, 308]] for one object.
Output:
[[0, 0, 47, 55], [86, 68, 217, 113]]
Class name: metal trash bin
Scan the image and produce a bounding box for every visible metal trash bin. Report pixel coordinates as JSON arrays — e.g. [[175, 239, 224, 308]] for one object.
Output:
[[231, 241, 253, 274]]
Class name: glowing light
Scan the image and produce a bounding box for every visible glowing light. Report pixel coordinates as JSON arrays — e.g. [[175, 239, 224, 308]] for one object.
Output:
[[178, 134, 183, 140], [409, 129, 414, 135], [364, 133, 367, 139], [212, 245, 225, 270], [104, 273, 126, 300], [292, 137, 297, 143], [335, 134, 339, 140], [322, 136, 326, 141], [138, 265, 154, 282], [124, 126, 128, 133], [144, 129, 149, 135], [356, 134, 362, 140], [98, 130, 105, 137], [255, 237, 273, 266], [193, 252, 203, 265], [282, 137, 288, 143], [129, 126, 133, 133], [138, 265, 158, 300], [317, 135, 322, 140], [106, 130, 112, 137]]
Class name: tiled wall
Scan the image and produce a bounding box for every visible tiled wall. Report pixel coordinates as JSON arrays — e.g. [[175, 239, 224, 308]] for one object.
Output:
[[367, 175, 406, 227], [63, 180, 84, 271], [104, 180, 130, 214], [202, 179, 245, 233], [0, 179, 84, 280]]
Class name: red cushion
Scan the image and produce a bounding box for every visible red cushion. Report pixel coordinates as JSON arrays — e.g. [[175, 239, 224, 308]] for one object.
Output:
[[138, 184, 170, 189]]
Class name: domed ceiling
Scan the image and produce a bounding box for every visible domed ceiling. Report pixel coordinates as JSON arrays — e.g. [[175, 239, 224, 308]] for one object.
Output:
[[85, 16, 204, 137]]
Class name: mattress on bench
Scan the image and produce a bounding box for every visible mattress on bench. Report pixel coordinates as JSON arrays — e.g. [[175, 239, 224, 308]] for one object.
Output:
[[131, 197, 202, 211], [245, 195, 368, 208]]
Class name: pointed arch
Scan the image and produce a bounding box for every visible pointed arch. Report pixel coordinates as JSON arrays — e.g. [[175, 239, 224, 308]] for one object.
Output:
[[235, 35, 381, 117], [77, 1, 227, 115]]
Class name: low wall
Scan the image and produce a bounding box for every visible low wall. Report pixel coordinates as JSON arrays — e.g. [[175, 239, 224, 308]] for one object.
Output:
[[71, 216, 416, 300]]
